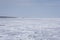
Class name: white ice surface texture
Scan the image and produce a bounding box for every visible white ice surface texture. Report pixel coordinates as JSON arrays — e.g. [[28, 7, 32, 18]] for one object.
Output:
[[0, 18, 60, 40]]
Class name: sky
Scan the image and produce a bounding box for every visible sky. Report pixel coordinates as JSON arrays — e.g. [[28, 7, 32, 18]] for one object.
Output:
[[0, 0, 60, 18]]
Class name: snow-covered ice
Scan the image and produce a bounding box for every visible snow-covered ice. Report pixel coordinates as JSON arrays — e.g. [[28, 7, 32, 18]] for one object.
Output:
[[0, 18, 60, 40]]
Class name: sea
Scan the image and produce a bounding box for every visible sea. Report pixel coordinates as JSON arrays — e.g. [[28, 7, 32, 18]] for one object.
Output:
[[0, 18, 60, 40]]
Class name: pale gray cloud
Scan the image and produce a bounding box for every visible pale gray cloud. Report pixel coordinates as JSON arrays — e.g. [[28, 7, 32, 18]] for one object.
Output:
[[0, 0, 32, 6], [0, 0, 60, 7], [14, 0, 32, 6]]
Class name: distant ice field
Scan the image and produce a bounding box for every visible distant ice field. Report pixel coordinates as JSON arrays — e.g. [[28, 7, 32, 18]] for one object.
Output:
[[0, 18, 60, 40]]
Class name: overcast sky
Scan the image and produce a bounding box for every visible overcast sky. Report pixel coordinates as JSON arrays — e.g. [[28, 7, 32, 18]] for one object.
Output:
[[0, 0, 60, 18]]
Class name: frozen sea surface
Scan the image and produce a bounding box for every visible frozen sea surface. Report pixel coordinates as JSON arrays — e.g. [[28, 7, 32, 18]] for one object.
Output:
[[0, 18, 60, 40]]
